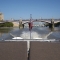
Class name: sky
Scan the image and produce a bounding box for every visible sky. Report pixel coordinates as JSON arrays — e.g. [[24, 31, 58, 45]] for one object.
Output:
[[0, 0, 60, 20]]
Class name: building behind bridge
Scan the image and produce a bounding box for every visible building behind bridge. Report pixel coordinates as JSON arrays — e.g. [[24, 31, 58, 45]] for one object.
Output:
[[0, 12, 4, 21]]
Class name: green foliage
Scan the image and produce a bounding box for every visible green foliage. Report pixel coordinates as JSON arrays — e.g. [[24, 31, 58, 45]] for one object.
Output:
[[54, 22, 60, 27], [0, 23, 4, 27], [0, 22, 13, 27]]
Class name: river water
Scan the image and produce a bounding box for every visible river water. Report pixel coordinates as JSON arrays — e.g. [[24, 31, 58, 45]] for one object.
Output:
[[0, 26, 60, 41]]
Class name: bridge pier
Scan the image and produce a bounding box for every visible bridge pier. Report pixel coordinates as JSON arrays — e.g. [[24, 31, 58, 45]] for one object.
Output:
[[49, 19, 54, 29], [19, 20, 24, 29]]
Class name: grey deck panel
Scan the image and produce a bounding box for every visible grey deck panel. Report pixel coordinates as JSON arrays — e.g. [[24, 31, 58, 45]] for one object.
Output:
[[30, 42, 60, 60], [0, 41, 27, 60]]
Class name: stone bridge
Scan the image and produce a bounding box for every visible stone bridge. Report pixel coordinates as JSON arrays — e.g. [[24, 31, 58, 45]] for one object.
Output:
[[0, 19, 60, 27], [12, 19, 60, 27]]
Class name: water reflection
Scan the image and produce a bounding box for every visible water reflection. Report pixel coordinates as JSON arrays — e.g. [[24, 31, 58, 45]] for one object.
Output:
[[0, 27, 60, 40], [0, 28, 12, 33], [0, 27, 12, 37], [49, 28, 54, 31], [49, 27, 60, 32]]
